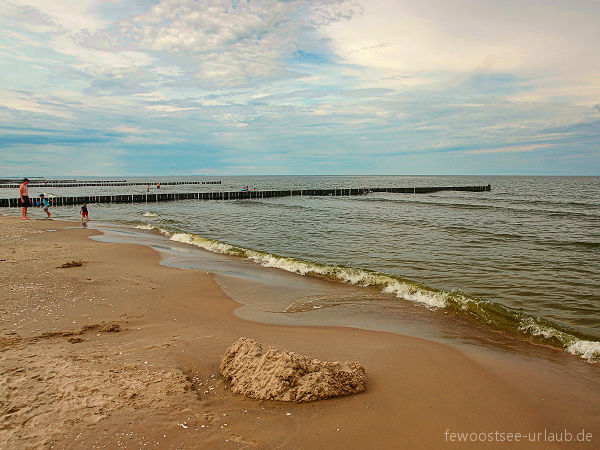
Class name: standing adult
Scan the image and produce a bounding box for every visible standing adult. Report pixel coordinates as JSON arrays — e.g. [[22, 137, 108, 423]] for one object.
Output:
[[19, 178, 30, 220]]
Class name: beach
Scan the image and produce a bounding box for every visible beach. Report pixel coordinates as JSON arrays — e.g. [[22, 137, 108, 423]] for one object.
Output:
[[3, 0, 599, 445], [2, 0, 598, 445], [0, 214, 598, 448]]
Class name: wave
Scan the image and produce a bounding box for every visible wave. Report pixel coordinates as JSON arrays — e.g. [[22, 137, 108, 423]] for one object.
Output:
[[134, 224, 600, 363], [519, 318, 600, 363], [143, 211, 158, 217]]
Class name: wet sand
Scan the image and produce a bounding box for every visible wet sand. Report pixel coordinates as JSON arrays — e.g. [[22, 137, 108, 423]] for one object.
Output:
[[0, 215, 598, 449]]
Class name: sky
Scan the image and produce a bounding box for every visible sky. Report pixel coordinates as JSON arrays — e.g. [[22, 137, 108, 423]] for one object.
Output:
[[0, 0, 599, 176]]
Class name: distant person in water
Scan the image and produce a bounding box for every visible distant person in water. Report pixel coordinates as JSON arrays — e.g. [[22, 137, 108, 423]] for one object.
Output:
[[80, 204, 89, 223], [19, 178, 30, 220], [39, 194, 52, 218], [147, 185, 150, 192], [156, 182, 160, 189]]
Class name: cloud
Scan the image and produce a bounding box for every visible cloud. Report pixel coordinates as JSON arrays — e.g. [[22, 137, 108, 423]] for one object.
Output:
[[0, 91, 73, 118], [11, 0, 107, 31], [324, 0, 600, 101], [77, 0, 358, 88], [459, 143, 553, 156], [0, 0, 598, 176], [0, 1, 55, 32]]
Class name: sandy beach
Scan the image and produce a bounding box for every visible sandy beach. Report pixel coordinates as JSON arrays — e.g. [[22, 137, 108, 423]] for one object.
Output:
[[0, 215, 598, 449]]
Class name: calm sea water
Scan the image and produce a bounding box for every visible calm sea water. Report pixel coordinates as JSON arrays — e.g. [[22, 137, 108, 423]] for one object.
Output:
[[4, 175, 599, 361]]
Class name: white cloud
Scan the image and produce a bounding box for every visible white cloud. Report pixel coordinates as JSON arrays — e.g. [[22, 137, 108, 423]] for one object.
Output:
[[145, 104, 197, 113], [113, 125, 148, 134], [460, 143, 553, 155], [81, 0, 357, 87], [0, 90, 73, 118], [14, 0, 107, 31], [324, 0, 600, 101]]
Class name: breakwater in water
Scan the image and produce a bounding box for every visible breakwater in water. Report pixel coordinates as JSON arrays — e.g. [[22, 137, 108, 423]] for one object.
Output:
[[0, 185, 491, 207], [0, 180, 222, 188]]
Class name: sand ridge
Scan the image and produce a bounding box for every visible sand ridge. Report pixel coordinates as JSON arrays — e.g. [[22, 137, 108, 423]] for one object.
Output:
[[220, 337, 367, 402]]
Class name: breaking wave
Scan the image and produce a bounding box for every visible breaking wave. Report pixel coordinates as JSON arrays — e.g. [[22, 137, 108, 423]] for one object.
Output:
[[134, 224, 599, 363]]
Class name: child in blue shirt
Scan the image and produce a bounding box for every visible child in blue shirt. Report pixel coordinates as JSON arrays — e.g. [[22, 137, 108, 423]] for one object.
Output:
[[39, 194, 51, 218], [80, 204, 89, 223]]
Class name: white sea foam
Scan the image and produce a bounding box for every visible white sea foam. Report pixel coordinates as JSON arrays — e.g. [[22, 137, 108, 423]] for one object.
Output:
[[519, 317, 558, 340], [165, 231, 448, 309], [567, 340, 600, 363], [382, 280, 448, 308], [134, 224, 171, 237], [170, 232, 235, 254], [243, 249, 449, 308], [143, 212, 158, 217], [519, 317, 600, 363]]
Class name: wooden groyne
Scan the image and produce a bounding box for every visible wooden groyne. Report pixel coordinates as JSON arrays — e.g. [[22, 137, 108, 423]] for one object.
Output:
[[0, 185, 490, 208], [0, 179, 125, 184], [1, 178, 79, 184], [0, 180, 222, 189]]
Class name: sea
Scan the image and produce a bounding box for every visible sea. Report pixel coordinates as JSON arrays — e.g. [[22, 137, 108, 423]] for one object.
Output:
[[2, 175, 599, 363]]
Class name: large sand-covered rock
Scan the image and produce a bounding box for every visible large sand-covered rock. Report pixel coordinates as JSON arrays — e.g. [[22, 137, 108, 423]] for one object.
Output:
[[219, 338, 367, 402]]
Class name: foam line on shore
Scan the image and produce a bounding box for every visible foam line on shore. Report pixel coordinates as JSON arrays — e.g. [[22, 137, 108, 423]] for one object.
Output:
[[134, 224, 600, 363]]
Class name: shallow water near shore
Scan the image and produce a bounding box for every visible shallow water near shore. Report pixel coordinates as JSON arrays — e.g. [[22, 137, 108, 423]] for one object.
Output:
[[89, 221, 600, 390], [3, 175, 599, 363]]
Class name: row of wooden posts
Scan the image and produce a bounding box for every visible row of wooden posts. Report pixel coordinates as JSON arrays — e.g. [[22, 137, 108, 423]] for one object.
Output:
[[0, 185, 491, 208], [0, 179, 125, 185], [0, 180, 222, 188]]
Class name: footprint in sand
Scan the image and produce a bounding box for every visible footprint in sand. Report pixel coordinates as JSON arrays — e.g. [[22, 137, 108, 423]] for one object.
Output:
[[203, 412, 219, 423]]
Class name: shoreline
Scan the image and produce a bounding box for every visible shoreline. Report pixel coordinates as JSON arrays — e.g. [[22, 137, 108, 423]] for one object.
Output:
[[120, 221, 600, 364], [0, 215, 598, 448], [4, 196, 600, 364]]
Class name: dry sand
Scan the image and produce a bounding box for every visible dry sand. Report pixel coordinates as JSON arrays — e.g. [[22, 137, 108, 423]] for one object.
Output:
[[0, 215, 598, 449]]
